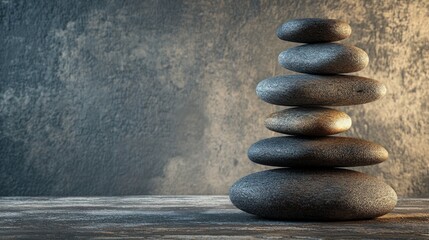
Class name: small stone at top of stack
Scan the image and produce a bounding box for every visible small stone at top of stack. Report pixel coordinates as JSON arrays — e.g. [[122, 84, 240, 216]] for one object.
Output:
[[276, 18, 352, 43]]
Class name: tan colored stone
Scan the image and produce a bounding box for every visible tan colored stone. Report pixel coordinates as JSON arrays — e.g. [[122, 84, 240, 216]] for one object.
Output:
[[265, 107, 351, 136]]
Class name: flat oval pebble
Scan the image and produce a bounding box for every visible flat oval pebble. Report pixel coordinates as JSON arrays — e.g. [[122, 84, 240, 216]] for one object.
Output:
[[265, 107, 351, 136], [248, 136, 388, 167], [229, 168, 397, 220], [278, 43, 369, 74], [256, 75, 386, 106], [277, 18, 352, 43]]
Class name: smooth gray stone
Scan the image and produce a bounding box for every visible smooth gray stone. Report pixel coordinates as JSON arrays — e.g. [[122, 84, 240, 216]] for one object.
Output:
[[265, 107, 351, 136], [277, 18, 352, 43], [278, 43, 369, 74], [248, 136, 388, 167], [256, 75, 386, 106], [229, 168, 397, 221]]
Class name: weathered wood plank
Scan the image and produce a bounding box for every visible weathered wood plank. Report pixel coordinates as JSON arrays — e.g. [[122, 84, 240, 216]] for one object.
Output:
[[0, 196, 427, 239]]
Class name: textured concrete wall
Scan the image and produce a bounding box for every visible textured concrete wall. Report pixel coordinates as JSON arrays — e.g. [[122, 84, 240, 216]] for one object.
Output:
[[1, 0, 428, 196]]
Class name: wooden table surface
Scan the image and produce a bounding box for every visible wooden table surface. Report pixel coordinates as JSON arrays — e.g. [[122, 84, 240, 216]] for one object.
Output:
[[0, 196, 427, 239]]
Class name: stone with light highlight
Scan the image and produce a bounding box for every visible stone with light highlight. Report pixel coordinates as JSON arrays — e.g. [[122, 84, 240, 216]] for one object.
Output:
[[229, 168, 397, 221], [248, 136, 388, 167], [278, 43, 369, 74], [256, 74, 386, 106], [265, 107, 351, 136], [276, 18, 352, 43]]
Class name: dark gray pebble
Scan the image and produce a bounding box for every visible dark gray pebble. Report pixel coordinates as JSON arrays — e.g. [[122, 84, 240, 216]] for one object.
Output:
[[278, 43, 368, 74], [256, 74, 386, 106], [277, 18, 352, 43], [248, 136, 388, 167], [229, 168, 397, 221]]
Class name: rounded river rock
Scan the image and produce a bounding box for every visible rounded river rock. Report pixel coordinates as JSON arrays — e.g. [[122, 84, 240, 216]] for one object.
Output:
[[278, 43, 369, 74], [229, 168, 397, 221], [256, 74, 386, 106], [265, 107, 351, 136], [277, 18, 352, 43], [248, 136, 388, 167]]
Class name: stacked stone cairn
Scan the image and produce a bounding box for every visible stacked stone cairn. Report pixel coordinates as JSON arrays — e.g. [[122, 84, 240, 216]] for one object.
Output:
[[229, 18, 397, 221]]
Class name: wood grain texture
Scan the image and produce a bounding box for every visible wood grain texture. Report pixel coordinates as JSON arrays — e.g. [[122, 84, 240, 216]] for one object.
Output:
[[0, 196, 427, 239]]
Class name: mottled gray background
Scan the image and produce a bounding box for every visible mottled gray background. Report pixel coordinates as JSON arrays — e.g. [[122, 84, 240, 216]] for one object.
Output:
[[1, 0, 428, 196]]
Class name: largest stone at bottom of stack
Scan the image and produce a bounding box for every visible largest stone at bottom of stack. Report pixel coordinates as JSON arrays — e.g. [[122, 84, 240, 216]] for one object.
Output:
[[229, 168, 397, 221]]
